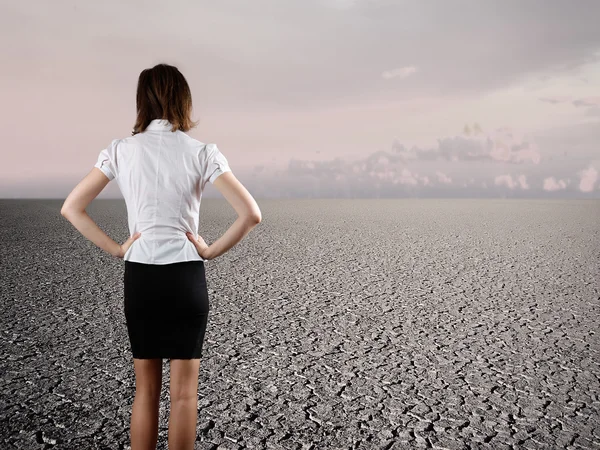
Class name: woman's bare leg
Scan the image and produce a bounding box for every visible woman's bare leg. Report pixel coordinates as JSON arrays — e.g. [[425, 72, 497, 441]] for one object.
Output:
[[130, 358, 163, 450], [168, 358, 201, 450]]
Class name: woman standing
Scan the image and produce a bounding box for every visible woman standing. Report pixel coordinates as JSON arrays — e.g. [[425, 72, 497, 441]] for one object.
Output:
[[61, 63, 262, 450]]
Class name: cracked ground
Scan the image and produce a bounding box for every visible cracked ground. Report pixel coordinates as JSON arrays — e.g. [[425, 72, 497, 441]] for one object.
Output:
[[1, 198, 599, 450]]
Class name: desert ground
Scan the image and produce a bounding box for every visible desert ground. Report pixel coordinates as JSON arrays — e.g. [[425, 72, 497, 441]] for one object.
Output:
[[1, 198, 598, 449]]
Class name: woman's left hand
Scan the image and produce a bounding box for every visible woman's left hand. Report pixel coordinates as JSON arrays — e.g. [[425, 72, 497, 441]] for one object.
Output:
[[115, 232, 142, 258]]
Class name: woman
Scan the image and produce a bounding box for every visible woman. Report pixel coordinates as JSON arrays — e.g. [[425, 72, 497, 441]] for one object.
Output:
[[61, 63, 262, 450]]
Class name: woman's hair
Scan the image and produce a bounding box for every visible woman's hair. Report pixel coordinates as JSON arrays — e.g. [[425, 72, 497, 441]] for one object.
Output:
[[132, 63, 199, 135]]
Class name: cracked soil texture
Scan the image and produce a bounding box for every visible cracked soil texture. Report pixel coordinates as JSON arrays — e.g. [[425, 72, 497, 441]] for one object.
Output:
[[1, 198, 599, 450]]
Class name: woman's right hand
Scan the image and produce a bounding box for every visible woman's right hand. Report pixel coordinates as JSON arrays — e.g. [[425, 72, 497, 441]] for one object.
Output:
[[186, 232, 211, 260]]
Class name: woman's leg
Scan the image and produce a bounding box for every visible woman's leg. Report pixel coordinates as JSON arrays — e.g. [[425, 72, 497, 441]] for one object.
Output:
[[168, 358, 201, 450], [130, 358, 163, 450]]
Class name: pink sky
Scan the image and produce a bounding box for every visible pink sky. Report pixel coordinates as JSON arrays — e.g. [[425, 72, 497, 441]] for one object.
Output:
[[1, 1, 599, 198]]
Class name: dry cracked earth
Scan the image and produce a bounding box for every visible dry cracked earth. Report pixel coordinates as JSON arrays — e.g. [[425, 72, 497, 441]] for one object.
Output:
[[1, 198, 599, 450]]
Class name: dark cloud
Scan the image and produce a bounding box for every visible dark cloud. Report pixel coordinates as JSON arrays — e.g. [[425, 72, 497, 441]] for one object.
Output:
[[586, 106, 600, 116], [391, 128, 541, 164], [539, 97, 563, 104], [538, 96, 600, 107], [573, 98, 600, 107], [234, 120, 600, 198], [236, 125, 599, 198], [4, 1, 599, 109]]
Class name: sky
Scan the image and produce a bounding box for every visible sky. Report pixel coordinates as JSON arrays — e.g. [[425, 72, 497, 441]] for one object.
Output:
[[1, 0, 599, 198]]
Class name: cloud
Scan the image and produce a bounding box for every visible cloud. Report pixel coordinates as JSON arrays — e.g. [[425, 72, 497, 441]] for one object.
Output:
[[489, 139, 541, 164], [435, 171, 452, 184], [539, 96, 600, 107], [392, 126, 541, 164], [267, 122, 593, 197], [543, 177, 570, 191], [395, 168, 419, 185], [494, 174, 529, 190], [322, 0, 370, 9], [382, 66, 417, 80], [268, 124, 571, 198], [585, 106, 600, 117], [3, 1, 600, 114], [463, 123, 483, 136], [572, 97, 600, 107], [539, 96, 570, 104], [578, 165, 599, 192], [223, 120, 600, 198]]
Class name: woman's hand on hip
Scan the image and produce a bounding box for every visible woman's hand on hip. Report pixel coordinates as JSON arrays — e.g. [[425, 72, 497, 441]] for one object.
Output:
[[116, 232, 141, 259], [186, 232, 210, 260]]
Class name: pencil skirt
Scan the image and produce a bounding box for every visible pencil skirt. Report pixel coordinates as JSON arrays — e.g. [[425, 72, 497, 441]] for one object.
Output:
[[123, 260, 209, 359]]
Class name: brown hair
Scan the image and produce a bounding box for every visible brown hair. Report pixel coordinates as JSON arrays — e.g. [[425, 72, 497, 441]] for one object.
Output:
[[132, 63, 199, 135]]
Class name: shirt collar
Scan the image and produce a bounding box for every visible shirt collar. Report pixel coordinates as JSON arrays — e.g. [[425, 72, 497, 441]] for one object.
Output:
[[146, 119, 174, 131]]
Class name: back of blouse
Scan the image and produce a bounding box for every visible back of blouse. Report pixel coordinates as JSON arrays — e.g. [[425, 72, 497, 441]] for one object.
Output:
[[93, 118, 232, 264]]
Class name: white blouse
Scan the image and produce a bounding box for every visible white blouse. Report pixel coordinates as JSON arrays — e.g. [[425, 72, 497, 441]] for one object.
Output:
[[94, 118, 232, 264]]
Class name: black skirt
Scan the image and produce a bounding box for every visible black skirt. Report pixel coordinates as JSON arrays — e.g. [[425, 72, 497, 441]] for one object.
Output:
[[123, 260, 209, 359]]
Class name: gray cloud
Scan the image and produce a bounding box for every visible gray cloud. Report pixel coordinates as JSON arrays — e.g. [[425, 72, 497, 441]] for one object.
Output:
[[238, 121, 600, 198], [573, 98, 600, 107], [391, 127, 541, 164], [435, 171, 452, 184], [543, 177, 570, 191], [586, 106, 600, 116], [494, 174, 529, 190], [538, 96, 600, 108], [3, 1, 600, 110], [539, 97, 564, 104], [578, 165, 599, 192], [382, 66, 417, 80], [2, 0, 599, 198]]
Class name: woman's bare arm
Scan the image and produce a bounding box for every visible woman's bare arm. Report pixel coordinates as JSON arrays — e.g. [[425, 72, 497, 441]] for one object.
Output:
[[188, 171, 261, 260]]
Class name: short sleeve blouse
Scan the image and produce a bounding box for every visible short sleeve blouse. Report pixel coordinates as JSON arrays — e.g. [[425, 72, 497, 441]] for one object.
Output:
[[94, 139, 120, 181], [204, 143, 232, 184]]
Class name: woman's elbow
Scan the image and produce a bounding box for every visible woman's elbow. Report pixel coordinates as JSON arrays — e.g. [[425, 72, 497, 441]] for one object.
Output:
[[248, 213, 262, 225], [243, 210, 262, 226], [60, 204, 73, 217]]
